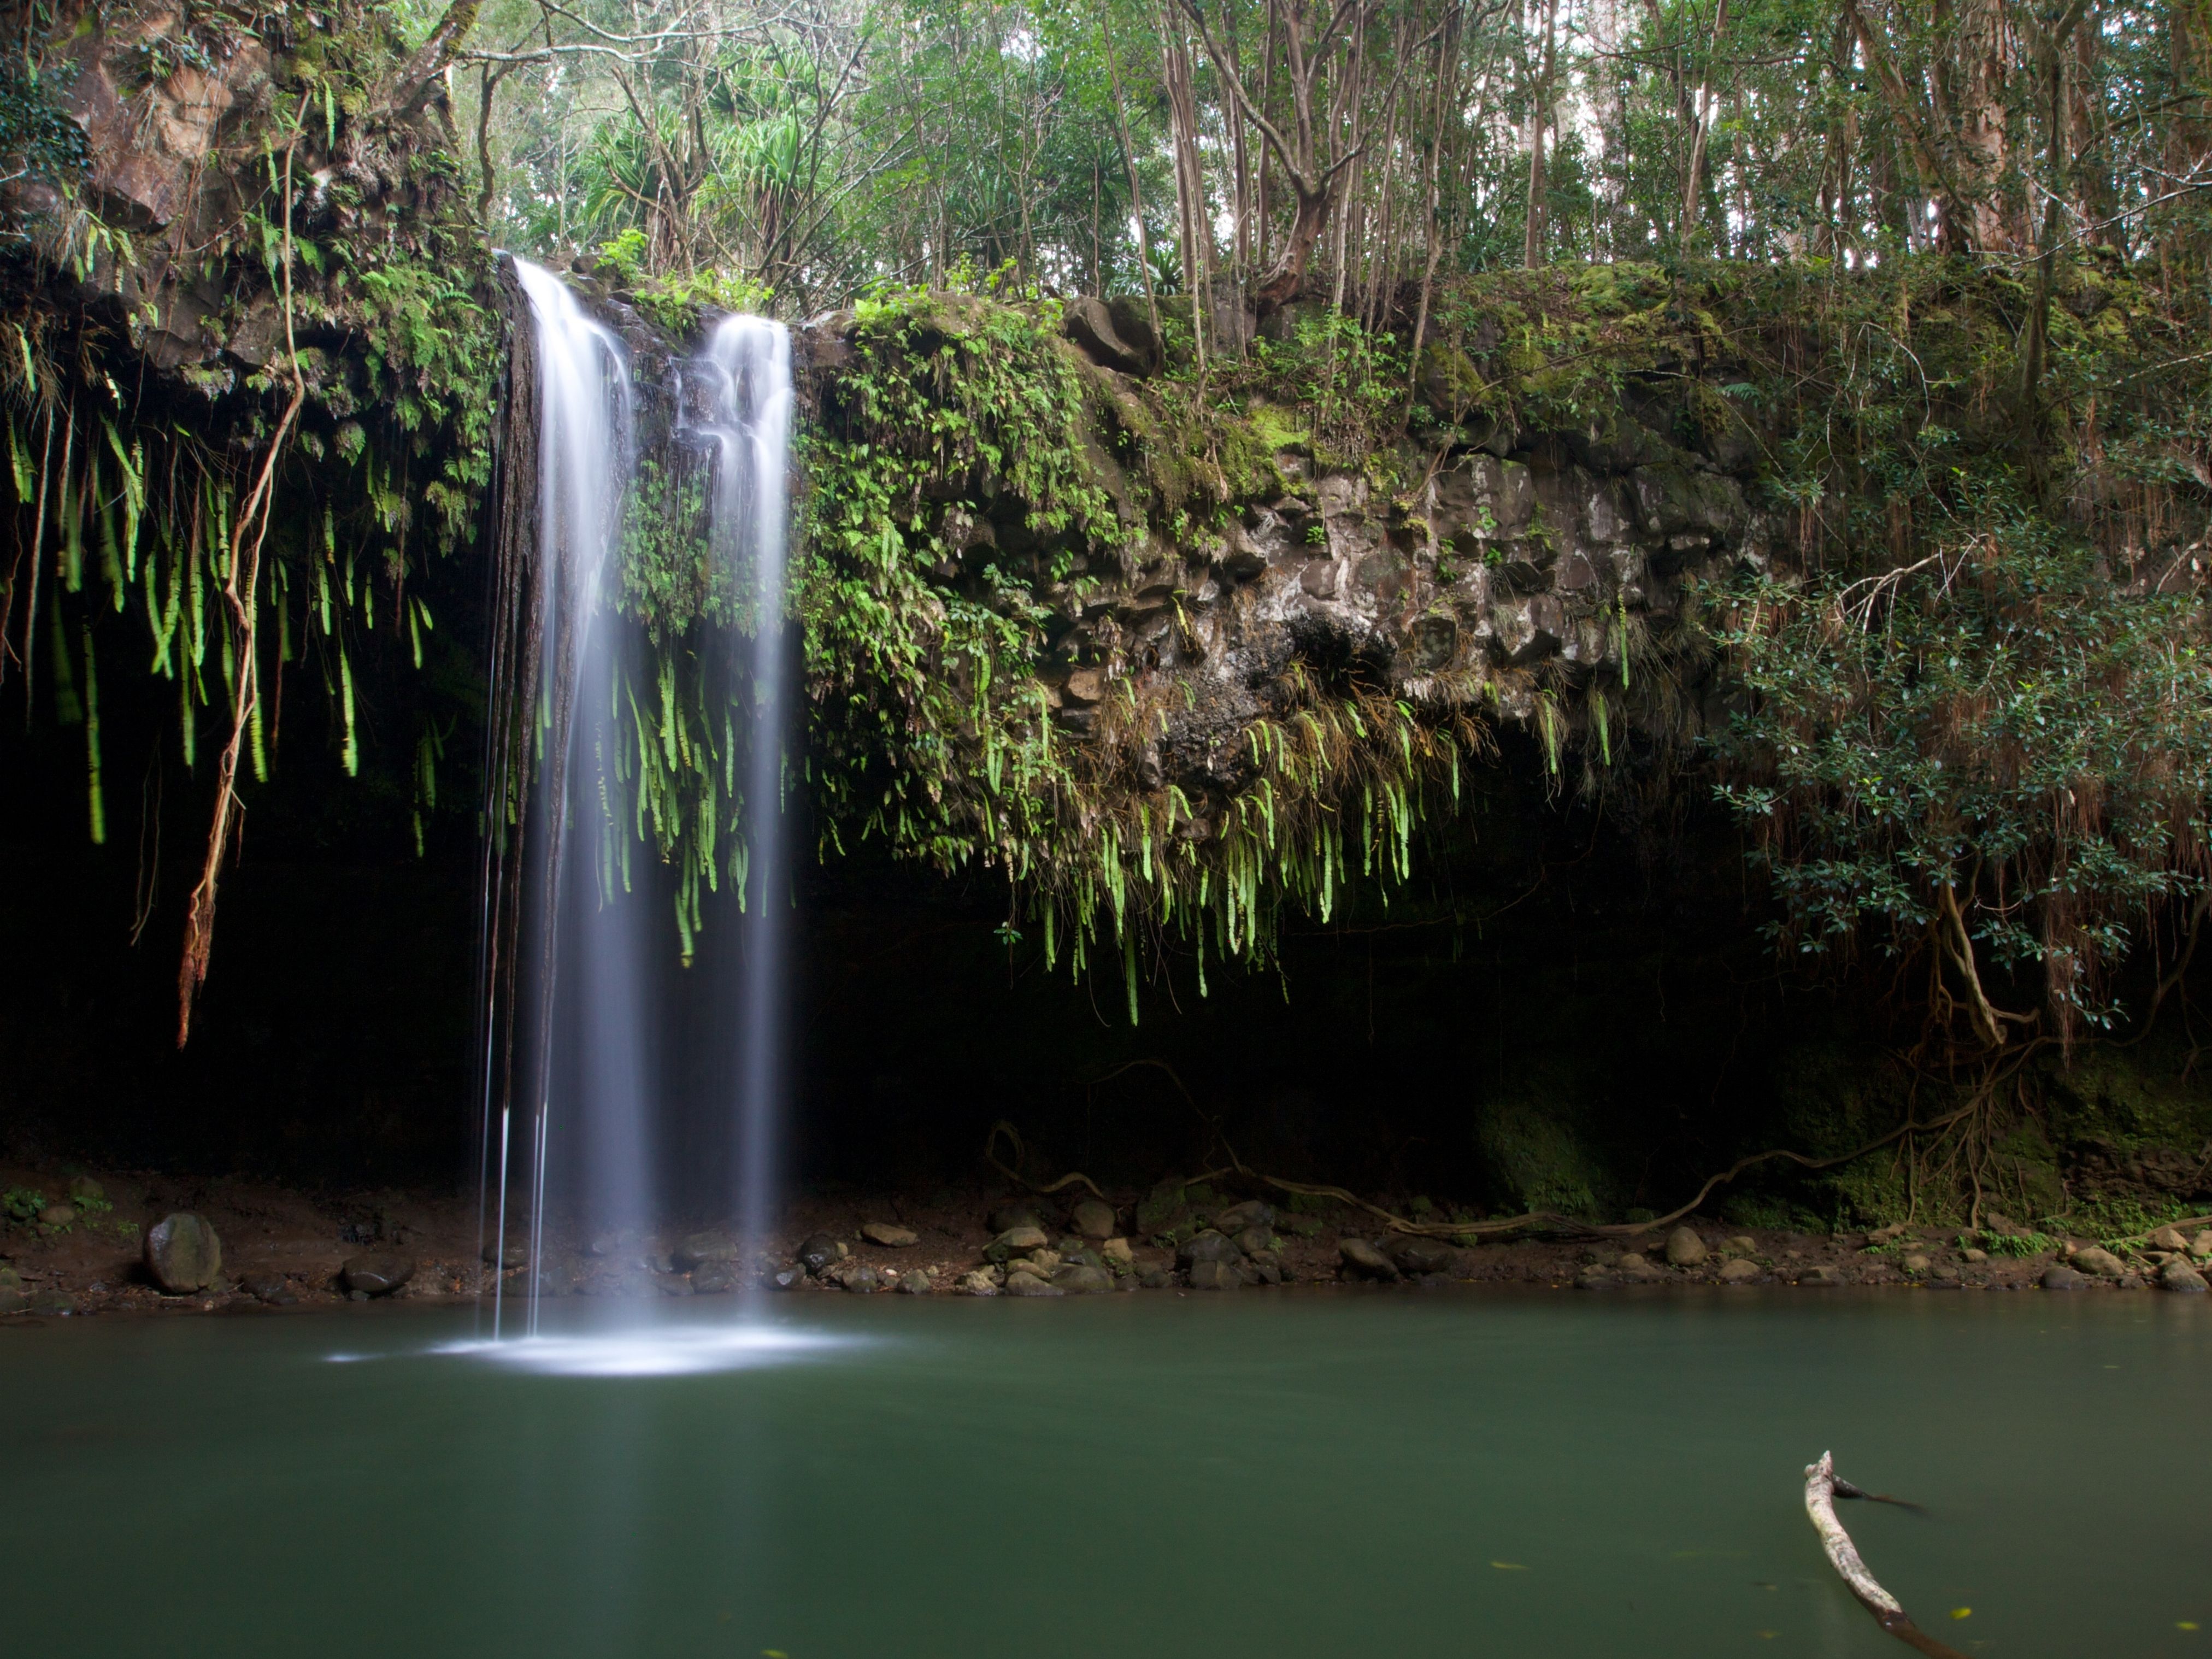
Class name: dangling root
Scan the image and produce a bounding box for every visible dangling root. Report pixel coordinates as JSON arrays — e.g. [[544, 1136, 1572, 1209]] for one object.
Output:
[[1804, 1452, 1967, 1658]]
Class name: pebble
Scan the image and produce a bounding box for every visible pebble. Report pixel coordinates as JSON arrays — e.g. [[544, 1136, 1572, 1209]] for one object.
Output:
[[861, 1222, 919, 1249], [2158, 1260, 2208, 1293], [1069, 1201, 1117, 1240], [1187, 1260, 1241, 1291], [2072, 1246, 2127, 1278], [1717, 1258, 1760, 1283], [1052, 1264, 1114, 1294], [1338, 1239, 1398, 1280], [1003, 1270, 1061, 1297], [1665, 1227, 1708, 1267], [144, 1213, 223, 1294], [2042, 1264, 2087, 1290]]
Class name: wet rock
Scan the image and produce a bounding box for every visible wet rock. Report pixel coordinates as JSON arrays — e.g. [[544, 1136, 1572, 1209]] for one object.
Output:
[[1213, 1200, 1276, 1235], [1060, 1246, 1107, 1271], [895, 1266, 933, 1295], [1069, 1200, 1117, 1240], [2042, 1264, 2087, 1290], [1717, 1258, 1760, 1283], [673, 1231, 738, 1271], [1390, 1239, 1457, 1277], [861, 1221, 919, 1249], [144, 1213, 222, 1293], [987, 1205, 1043, 1236], [798, 1233, 844, 1275], [831, 1263, 883, 1294], [1052, 1264, 1114, 1294], [1003, 1270, 1062, 1297], [690, 1261, 739, 1296], [955, 1269, 999, 1296], [766, 1264, 810, 1292], [242, 1273, 297, 1305], [1339, 1239, 1398, 1281], [1664, 1227, 1708, 1267], [2072, 1246, 2127, 1278], [1187, 1260, 1242, 1291], [1101, 1237, 1134, 1268], [1177, 1229, 1243, 1268], [2158, 1260, 2208, 1293], [1797, 1265, 1845, 1287], [984, 1226, 1051, 1265], [1023, 1248, 1064, 1277], [342, 1255, 414, 1297]]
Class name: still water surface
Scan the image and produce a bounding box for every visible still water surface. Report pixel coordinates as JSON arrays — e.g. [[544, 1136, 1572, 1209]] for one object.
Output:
[[3, 1290, 2205, 1657]]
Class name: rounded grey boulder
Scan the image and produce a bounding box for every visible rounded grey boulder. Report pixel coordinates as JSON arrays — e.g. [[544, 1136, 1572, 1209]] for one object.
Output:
[[342, 1255, 415, 1297], [144, 1213, 222, 1293], [1664, 1227, 1708, 1267]]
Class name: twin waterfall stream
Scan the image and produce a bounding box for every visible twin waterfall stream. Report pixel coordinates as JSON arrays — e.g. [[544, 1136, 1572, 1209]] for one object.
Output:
[[489, 259, 794, 1343]]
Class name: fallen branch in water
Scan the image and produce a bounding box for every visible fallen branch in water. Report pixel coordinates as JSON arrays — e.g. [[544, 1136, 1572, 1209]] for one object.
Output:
[[1804, 1452, 1966, 1658]]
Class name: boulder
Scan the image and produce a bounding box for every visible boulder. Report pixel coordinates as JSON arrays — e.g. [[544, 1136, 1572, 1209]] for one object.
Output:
[[1134, 1181, 1187, 1236], [1961, 1247, 1989, 1264], [341, 1255, 414, 1297], [1138, 1268, 1175, 1290], [1725, 1235, 1757, 1255], [1797, 1265, 1846, 1287], [1213, 1199, 1276, 1235], [830, 1262, 884, 1294], [1052, 1264, 1114, 1294], [1003, 1270, 1062, 1297], [39, 1203, 75, 1228], [1664, 1227, 1708, 1267], [2148, 1225, 2190, 1252], [1069, 1200, 1117, 1240], [895, 1267, 933, 1295], [672, 1231, 738, 1271], [2158, 1260, 2208, 1293], [1177, 1229, 1243, 1268], [955, 1269, 1000, 1296], [1338, 1239, 1398, 1281], [2192, 1230, 2212, 1260], [861, 1221, 919, 1249], [1390, 1239, 1457, 1277], [241, 1273, 296, 1305], [144, 1213, 222, 1293], [1574, 1267, 1615, 1290], [1234, 1226, 1280, 1257], [797, 1233, 844, 1276], [985, 1226, 1051, 1265], [2072, 1246, 2127, 1278], [1187, 1259, 1242, 1291], [690, 1261, 739, 1296], [1901, 1254, 1931, 1274], [1717, 1258, 1760, 1283], [765, 1265, 810, 1292], [1101, 1237, 1134, 1267], [2042, 1264, 2087, 1290]]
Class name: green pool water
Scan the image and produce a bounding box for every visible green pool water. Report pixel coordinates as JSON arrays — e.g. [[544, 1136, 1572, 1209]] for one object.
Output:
[[2, 1289, 2205, 1657]]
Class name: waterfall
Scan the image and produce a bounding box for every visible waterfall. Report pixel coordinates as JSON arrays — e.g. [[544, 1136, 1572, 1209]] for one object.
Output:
[[692, 315, 796, 1272], [485, 266, 795, 1339], [500, 258, 644, 1337]]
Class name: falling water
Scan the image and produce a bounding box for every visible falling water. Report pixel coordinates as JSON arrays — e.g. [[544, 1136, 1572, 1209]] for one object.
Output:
[[501, 258, 642, 1337], [691, 315, 796, 1275]]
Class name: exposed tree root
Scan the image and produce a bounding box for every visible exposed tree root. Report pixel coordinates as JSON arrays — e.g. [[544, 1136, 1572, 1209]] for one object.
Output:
[[1804, 1452, 1968, 1658]]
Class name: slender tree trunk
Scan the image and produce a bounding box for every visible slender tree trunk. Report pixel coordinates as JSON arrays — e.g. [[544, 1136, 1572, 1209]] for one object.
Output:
[[1103, 19, 1164, 344], [1523, 0, 1557, 266]]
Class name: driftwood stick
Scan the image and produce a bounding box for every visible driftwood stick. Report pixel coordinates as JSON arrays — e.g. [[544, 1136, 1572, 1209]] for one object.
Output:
[[1804, 1452, 1968, 1659]]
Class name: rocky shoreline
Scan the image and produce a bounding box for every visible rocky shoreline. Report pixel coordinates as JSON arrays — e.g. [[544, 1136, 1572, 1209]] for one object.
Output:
[[2, 1167, 2208, 1320]]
